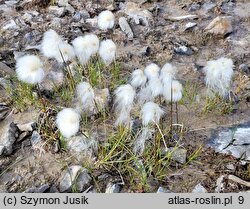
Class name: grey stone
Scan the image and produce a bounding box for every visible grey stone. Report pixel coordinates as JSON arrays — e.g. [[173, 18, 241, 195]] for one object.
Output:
[[119, 17, 134, 39], [184, 22, 197, 31], [205, 16, 233, 36], [48, 6, 66, 17], [239, 64, 249, 74], [189, 3, 201, 12], [58, 0, 68, 7], [157, 186, 172, 193], [31, 131, 42, 146], [174, 46, 193, 56], [0, 120, 19, 156], [40, 70, 64, 92], [73, 12, 81, 21], [2, 19, 19, 31], [0, 62, 15, 76], [202, 2, 216, 12], [65, 4, 75, 13], [168, 147, 187, 164], [17, 122, 35, 132], [192, 183, 207, 193], [36, 184, 50, 193], [105, 183, 121, 193], [59, 166, 92, 192], [66, 135, 98, 160], [0, 104, 9, 121], [22, 12, 33, 22], [212, 126, 250, 161], [79, 10, 90, 20], [76, 170, 92, 192]]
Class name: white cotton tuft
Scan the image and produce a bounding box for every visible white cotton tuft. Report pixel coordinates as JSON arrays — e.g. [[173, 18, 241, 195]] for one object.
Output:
[[115, 110, 131, 127], [163, 80, 183, 102], [141, 102, 164, 126], [56, 41, 75, 63], [72, 34, 100, 65], [130, 69, 147, 88], [40, 29, 63, 59], [203, 57, 234, 97], [160, 63, 176, 85], [56, 108, 80, 138], [114, 84, 136, 112], [133, 127, 153, 155], [137, 78, 163, 104], [76, 82, 95, 113], [16, 55, 45, 84], [144, 63, 160, 80], [99, 39, 116, 66], [97, 10, 115, 31]]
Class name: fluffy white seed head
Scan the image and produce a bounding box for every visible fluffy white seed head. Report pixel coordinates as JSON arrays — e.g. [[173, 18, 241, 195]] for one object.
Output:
[[99, 39, 116, 66], [40, 29, 63, 59], [56, 108, 80, 138], [114, 84, 136, 113], [160, 63, 176, 85], [130, 69, 147, 88], [115, 109, 131, 127], [163, 80, 183, 102], [16, 55, 45, 84], [72, 34, 100, 65], [144, 63, 160, 80], [203, 57, 234, 97], [133, 127, 153, 155], [147, 78, 163, 98], [76, 82, 95, 112], [97, 10, 115, 31], [56, 41, 75, 63], [141, 102, 164, 126]]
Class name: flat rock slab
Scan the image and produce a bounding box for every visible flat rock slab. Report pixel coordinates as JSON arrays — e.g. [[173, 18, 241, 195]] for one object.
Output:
[[209, 122, 250, 161]]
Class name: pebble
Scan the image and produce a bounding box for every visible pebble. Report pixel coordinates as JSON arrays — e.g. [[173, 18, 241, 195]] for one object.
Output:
[[174, 45, 193, 56], [157, 186, 172, 193], [188, 3, 201, 12], [167, 147, 187, 164], [119, 17, 134, 39], [239, 64, 249, 74], [192, 183, 207, 193], [105, 183, 121, 193], [205, 16, 233, 37], [48, 6, 66, 17]]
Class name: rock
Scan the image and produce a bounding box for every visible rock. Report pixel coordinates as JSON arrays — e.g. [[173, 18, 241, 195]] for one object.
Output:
[[121, 2, 153, 26], [188, 3, 201, 12], [168, 147, 187, 164], [0, 119, 19, 156], [66, 134, 98, 160], [215, 175, 225, 193], [73, 12, 81, 21], [157, 186, 172, 193], [119, 17, 134, 39], [79, 9, 90, 20], [0, 62, 15, 77], [226, 164, 235, 171], [76, 170, 92, 192], [192, 183, 207, 193], [211, 125, 250, 161], [48, 6, 66, 17], [205, 16, 233, 37], [65, 4, 75, 13], [184, 22, 197, 31], [59, 166, 91, 192], [0, 104, 10, 121], [22, 12, 33, 22], [105, 183, 121, 193], [17, 122, 35, 132], [239, 64, 249, 74], [31, 131, 42, 146], [85, 18, 98, 27], [36, 184, 50, 193], [40, 70, 64, 92], [58, 0, 68, 7], [174, 45, 193, 56], [93, 88, 111, 114], [49, 185, 59, 193], [2, 19, 19, 31], [202, 2, 216, 12]]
